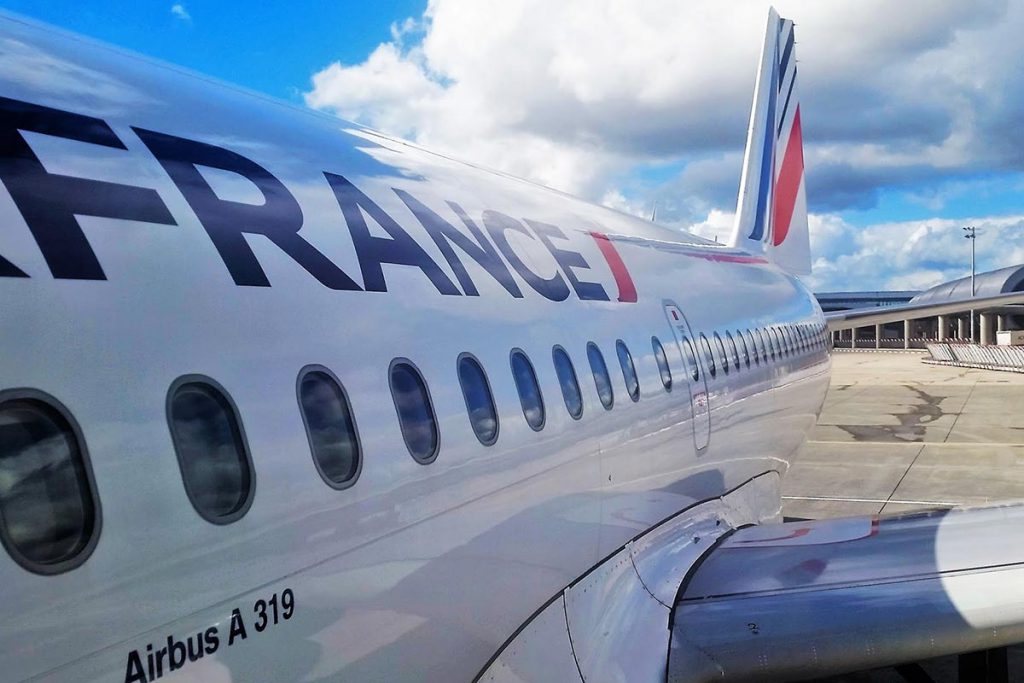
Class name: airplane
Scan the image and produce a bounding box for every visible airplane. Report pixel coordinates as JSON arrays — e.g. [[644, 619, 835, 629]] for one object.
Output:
[[2, 7, 1024, 683]]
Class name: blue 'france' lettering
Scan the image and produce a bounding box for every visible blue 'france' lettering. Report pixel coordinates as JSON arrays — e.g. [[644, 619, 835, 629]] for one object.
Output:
[[528, 220, 608, 302], [0, 96, 176, 280], [396, 189, 523, 299], [0, 95, 638, 304], [325, 173, 461, 296], [135, 128, 361, 290], [483, 210, 570, 302]]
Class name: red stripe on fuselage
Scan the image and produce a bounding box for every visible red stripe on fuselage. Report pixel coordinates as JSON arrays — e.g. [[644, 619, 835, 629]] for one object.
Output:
[[772, 106, 804, 247], [590, 231, 637, 303]]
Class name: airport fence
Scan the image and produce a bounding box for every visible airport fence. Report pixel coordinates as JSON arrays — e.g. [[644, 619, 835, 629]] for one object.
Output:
[[925, 342, 1024, 373], [832, 337, 939, 350]]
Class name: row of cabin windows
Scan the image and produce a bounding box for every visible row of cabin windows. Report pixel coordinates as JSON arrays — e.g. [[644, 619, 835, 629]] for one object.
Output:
[[681, 322, 828, 382], [0, 323, 827, 575]]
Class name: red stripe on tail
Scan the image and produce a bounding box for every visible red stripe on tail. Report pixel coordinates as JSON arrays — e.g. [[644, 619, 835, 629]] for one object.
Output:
[[590, 231, 637, 303], [772, 106, 804, 247]]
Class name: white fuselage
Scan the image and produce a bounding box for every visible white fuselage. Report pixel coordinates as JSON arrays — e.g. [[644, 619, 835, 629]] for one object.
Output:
[[0, 15, 830, 682]]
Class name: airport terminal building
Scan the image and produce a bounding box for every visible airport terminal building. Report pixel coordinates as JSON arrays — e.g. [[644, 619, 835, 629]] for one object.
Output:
[[820, 264, 1024, 348]]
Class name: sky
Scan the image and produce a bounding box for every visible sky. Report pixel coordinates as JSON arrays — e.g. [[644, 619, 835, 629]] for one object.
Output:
[[4, 0, 1024, 293]]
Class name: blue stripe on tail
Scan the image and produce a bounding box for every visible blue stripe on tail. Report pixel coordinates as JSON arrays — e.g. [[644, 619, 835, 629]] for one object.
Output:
[[748, 40, 779, 242]]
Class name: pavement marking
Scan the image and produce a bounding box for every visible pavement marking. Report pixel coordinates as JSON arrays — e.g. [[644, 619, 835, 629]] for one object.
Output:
[[806, 440, 1024, 446], [942, 380, 977, 442], [782, 495, 960, 506], [884, 444, 927, 508]]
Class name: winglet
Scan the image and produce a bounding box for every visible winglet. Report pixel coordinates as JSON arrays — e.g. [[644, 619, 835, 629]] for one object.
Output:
[[729, 8, 810, 276]]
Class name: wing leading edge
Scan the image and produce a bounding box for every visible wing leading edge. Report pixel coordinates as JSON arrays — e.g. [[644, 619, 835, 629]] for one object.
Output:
[[669, 505, 1024, 682]]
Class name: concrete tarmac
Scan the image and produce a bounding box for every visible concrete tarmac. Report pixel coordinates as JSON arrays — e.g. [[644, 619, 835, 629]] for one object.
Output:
[[792, 351, 1024, 682], [784, 351, 1024, 520]]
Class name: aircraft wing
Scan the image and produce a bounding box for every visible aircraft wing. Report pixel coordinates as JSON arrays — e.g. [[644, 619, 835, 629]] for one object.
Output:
[[669, 505, 1024, 682], [824, 291, 1024, 331]]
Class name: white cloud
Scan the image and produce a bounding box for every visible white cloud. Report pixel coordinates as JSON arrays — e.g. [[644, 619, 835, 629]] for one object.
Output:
[[803, 214, 1024, 292], [686, 209, 736, 245], [599, 189, 648, 219], [303, 0, 1024, 290], [170, 3, 191, 22]]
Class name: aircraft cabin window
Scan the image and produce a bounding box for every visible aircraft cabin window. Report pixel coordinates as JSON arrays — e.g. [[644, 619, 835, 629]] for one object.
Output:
[[511, 350, 546, 431], [652, 337, 672, 391], [712, 332, 729, 375], [168, 377, 255, 524], [698, 334, 716, 379], [748, 329, 761, 365], [754, 329, 767, 364], [298, 367, 361, 488], [616, 340, 640, 402], [736, 330, 751, 368], [725, 332, 741, 371], [390, 360, 440, 464], [587, 342, 615, 409], [772, 328, 784, 358], [458, 354, 499, 446], [681, 336, 700, 382], [0, 393, 100, 575], [553, 346, 584, 419]]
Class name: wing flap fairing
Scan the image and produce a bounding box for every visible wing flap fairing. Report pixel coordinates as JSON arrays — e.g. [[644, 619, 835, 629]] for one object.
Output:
[[668, 506, 1024, 682]]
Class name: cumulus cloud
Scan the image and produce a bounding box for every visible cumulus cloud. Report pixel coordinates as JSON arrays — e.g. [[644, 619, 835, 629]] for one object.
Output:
[[805, 215, 1024, 292], [170, 3, 191, 22], [304, 0, 1024, 290]]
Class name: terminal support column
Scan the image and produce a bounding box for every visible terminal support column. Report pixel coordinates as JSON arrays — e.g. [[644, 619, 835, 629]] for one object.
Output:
[[957, 317, 966, 340], [937, 315, 947, 341], [980, 313, 993, 346], [875, 324, 882, 349], [904, 319, 912, 349]]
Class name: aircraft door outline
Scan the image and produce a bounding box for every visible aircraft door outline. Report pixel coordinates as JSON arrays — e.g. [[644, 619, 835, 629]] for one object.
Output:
[[664, 301, 711, 451]]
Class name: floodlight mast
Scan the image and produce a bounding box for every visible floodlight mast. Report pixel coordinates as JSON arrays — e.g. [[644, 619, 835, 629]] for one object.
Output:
[[964, 225, 976, 341]]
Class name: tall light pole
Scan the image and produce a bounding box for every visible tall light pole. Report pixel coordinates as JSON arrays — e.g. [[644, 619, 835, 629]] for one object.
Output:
[[963, 226, 976, 342]]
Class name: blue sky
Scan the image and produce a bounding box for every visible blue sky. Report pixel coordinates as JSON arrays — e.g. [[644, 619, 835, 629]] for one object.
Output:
[[0, 1, 424, 100], [4, 1, 1023, 292]]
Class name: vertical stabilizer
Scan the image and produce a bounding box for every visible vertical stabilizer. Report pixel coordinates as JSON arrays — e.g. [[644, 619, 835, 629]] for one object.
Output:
[[729, 8, 810, 275]]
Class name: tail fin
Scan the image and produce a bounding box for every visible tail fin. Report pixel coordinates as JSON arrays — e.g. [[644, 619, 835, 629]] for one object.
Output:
[[729, 8, 810, 276]]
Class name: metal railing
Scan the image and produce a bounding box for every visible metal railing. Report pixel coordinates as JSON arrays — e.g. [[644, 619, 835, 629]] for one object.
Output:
[[926, 342, 1024, 370], [832, 337, 946, 350]]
